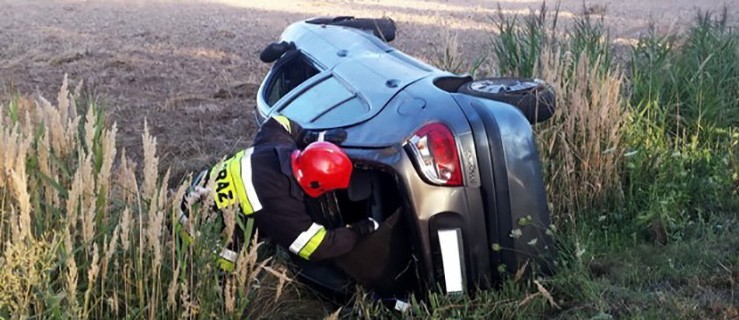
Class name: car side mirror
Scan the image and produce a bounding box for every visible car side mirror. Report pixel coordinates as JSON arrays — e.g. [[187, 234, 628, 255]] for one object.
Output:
[[259, 41, 296, 63]]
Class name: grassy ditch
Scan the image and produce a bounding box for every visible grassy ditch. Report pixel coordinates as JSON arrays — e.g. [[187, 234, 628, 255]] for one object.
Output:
[[1, 5, 737, 320]]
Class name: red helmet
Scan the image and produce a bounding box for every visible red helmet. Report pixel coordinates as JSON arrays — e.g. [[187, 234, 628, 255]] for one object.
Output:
[[291, 141, 353, 198]]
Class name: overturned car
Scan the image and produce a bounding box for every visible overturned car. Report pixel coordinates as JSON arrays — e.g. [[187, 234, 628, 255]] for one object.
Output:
[[254, 17, 556, 298]]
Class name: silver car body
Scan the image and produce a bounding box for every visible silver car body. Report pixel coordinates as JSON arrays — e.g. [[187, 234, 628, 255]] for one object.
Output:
[[255, 19, 553, 295]]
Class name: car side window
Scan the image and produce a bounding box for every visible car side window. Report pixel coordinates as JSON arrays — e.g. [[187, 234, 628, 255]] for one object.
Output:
[[266, 55, 320, 106]]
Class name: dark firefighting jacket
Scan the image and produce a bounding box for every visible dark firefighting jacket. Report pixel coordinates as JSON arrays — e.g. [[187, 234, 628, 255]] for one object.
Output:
[[182, 116, 359, 265]]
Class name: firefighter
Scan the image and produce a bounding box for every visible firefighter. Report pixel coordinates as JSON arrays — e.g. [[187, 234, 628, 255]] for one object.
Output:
[[178, 115, 378, 270]]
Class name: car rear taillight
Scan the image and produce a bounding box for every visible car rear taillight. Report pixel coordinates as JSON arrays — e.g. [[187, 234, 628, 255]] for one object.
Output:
[[406, 123, 463, 186]]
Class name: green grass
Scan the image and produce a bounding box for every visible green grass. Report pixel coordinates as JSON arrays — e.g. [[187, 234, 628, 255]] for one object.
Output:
[[545, 212, 738, 319], [624, 8, 739, 242], [630, 9, 739, 133], [490, 1, 557, 78], [346, 212, 737, 319]]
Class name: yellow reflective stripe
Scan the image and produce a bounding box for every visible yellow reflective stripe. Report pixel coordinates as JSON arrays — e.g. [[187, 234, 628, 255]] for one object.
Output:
[[210, 151, 249, 214], [240, 148, 262, 212], [212, 152, 239, 210], [217, 248, 237, 272], [272, 115, 292, 133], [289, 223, 322, 253], [217, 258, 235, 272], [219, 248, 238, 262], [298, 228, 326, 259], [229, 151, 252, 214], [212, 148, 262, 215]]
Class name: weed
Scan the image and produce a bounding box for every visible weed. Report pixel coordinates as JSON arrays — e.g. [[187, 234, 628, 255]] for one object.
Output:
[[630, 8, 739, 133], [624, 9, 739, 241], [491, 2, 558, 78], [0, 80, 291, 319]]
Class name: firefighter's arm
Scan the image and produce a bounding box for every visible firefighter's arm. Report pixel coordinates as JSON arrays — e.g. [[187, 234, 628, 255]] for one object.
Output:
[[291, 224, 362, 261], [269, 115, 347, 148], [252, 196, 374, 261], [289, 218, 378, 261]]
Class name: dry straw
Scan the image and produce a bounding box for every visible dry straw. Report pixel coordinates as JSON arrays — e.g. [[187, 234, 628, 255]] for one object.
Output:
[[536, 47, 626, 221], [0, 240, 54, 316], [0, 77, 317, 318]]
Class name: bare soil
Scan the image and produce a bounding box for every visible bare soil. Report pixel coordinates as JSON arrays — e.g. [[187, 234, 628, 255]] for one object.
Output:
[[1, 0, 737, 182]]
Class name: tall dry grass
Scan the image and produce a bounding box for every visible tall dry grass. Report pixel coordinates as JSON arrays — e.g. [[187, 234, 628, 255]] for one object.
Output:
[[485, 5, 627, 223], [0, 78, 299, 319], [536, 48, 626, 222], [490, 4, 737, 239]]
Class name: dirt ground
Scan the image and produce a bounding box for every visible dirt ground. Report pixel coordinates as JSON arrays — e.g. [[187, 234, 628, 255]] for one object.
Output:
[[1, 0, 737, 182]]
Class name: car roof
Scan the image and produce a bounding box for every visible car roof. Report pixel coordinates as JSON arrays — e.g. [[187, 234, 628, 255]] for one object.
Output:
[[276, 20, 451, 129]]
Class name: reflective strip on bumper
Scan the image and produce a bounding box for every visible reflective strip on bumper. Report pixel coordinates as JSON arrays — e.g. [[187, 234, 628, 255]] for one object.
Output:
[[438, 228, 465, 294]]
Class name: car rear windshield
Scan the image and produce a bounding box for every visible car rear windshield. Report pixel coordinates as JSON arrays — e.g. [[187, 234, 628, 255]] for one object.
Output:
[[281, 77, 369, 127]]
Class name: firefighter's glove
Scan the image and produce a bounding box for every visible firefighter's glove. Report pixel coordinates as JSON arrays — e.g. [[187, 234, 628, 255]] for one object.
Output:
[[179, 186, 211, 216], [349, 217, 379, 237], [301, 128, 348, 146]]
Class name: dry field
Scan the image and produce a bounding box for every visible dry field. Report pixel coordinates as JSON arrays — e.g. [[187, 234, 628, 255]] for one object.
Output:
[[1, 0, 737, 180]]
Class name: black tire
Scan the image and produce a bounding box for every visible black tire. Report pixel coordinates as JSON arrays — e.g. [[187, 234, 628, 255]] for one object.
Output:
[[459, 77, 556, 124]]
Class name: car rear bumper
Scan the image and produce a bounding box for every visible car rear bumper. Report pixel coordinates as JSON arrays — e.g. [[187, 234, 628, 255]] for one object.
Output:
[[456, 96, 555, 284]]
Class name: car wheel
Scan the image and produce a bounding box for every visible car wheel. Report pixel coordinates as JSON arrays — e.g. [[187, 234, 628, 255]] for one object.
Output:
[[459, 77, 556, 123]]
